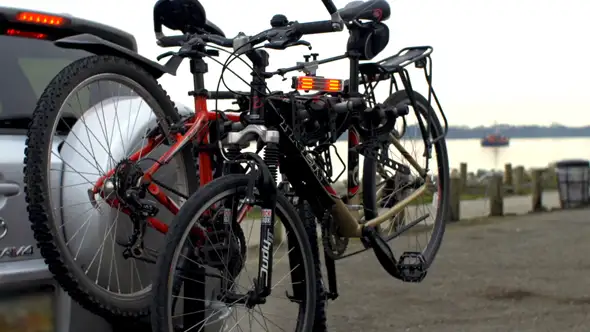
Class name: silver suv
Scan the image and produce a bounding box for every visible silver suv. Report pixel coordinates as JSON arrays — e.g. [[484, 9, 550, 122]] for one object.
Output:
[[0, 6, 151, 331]]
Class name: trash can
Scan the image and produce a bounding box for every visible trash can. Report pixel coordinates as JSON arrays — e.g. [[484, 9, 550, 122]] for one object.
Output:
[[555, 159, 590, 208]]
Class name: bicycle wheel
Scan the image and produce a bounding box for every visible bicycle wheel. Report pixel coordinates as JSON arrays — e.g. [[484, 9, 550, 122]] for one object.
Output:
[[151, 174, 316, 332], [362, 90, 449, 267], [297, 200, 328, 331], [25, 55, 199, 318]]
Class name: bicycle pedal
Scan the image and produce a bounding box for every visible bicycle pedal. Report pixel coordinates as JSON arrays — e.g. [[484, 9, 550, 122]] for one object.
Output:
[[396, 252, 428, 283]]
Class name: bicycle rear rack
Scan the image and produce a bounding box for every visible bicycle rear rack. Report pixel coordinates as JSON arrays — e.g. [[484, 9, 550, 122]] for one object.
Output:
[[358, 46, 449, 149]]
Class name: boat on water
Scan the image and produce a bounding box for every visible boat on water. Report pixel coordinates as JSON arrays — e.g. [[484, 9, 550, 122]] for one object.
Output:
[[481, 133, 509, 147]]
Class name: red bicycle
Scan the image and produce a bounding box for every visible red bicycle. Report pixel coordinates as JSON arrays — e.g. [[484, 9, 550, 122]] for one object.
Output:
[[24, 16, 249, 318]]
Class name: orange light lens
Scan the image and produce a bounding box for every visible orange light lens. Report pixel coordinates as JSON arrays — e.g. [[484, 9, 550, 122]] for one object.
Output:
[[296, 77, 343, 92], [16, 12, 66, 26], [5, 28, 47, 39]]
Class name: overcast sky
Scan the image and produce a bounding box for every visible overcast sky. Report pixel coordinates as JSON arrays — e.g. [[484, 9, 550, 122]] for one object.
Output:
[[4, 0, 589, 127]]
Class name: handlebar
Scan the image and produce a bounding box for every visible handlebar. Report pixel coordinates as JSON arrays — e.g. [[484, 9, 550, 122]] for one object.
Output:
[[156, 18, 342, 54], [332, 98, 365, 113], [292, 20, 337, 35], [154, 0, 343, 50], [156, 35, 187, 48], [157, 33, 234, 48]]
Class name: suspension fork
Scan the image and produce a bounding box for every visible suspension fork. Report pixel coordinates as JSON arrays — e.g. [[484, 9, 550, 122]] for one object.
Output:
[[257, 141, 280, 297]]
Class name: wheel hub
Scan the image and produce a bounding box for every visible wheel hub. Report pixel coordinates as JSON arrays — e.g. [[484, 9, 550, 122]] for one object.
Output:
[[102, 179, 116, 197], [195, 211, 247, 278], [111, 159, 144, 201]]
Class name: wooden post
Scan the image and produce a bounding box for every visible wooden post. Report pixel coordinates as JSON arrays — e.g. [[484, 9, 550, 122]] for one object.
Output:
[[513, 166, 525, 195], [449, 177, 461, 222], [504, 163, 513, 186], [459, 162, 468, 191], [531, 168, 544, 212], [489, 175, 503, 216]]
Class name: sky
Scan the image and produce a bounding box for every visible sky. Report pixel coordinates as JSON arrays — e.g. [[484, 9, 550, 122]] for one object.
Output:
[[3, 0, 590, 127]]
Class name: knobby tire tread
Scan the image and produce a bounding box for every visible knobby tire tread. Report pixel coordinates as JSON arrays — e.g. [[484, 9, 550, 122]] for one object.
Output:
[[298, 200, 328, 332], [24, 55, 199, 319], [362, 90, 449, 265], [151, 175, 316, 332]]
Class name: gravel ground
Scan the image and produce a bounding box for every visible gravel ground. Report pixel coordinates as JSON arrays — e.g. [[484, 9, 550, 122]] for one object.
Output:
[[319, 207, 590, 332], [234, 208, 590, 332]]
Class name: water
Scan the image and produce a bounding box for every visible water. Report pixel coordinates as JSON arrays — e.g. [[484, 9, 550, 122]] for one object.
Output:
[[243, 137, 590, 182], [444, 137, 590, 172]]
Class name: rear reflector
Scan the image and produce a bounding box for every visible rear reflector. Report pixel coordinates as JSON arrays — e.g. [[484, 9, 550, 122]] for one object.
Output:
[[16, 12, 66, 26], [293, 76, 344, 92], [5, 28, 47, 39]]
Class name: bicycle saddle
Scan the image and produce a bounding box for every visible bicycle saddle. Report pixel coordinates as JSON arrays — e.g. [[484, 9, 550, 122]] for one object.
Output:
[[338, 0, 391, 22], [154, 0, 226, 37]]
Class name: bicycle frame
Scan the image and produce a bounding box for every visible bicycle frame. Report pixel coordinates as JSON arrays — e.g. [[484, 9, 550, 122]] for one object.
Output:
[[262, 49, 442, 239], [91, 55, 241, 234]]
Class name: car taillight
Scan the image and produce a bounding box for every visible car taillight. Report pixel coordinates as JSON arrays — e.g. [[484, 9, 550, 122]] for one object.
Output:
[[5, 28, 47, 39], [16, 11, 67, 26]]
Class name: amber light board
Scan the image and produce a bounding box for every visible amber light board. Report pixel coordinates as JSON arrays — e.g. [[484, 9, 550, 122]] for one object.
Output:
[[296, 76, 344, 92], [0, 291, 54, 332]]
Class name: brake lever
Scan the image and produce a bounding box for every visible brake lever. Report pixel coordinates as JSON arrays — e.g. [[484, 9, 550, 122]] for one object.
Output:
[[157, 51, 176, 61], [163, 55, 183, 76], [264, 39, 312, 50]]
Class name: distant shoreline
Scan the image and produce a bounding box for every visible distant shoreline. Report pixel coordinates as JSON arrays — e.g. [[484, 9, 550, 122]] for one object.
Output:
[[337, 125, 590, 141], [445, 135, 590, 140]]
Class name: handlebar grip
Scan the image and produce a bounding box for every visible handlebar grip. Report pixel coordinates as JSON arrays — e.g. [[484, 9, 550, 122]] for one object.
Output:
[[157, 35, 187, 47], [321, 0, 338, 14], [293, 20, 336, 35], [332, 98, 365, 113], [203, 34, 234, 48]]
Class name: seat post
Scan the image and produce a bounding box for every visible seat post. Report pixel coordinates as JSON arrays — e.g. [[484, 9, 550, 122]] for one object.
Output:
[[189, 56, 208, 95]]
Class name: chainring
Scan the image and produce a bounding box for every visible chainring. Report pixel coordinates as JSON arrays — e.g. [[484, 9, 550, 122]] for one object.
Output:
[[321, 212, 349, 260]]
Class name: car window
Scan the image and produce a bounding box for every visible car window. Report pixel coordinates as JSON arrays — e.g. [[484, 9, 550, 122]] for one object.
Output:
[[0, 35, 138, 126], [18, 58, 76, 98], [0, 35, 92, 121]]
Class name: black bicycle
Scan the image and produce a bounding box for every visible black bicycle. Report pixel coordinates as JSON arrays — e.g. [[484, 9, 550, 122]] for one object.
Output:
[[149, 0, 450, 331]]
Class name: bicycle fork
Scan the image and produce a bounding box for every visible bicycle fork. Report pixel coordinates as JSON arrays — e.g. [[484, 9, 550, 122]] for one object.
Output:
[[256, 141, 280, 297], [224, 125, 281, 304]]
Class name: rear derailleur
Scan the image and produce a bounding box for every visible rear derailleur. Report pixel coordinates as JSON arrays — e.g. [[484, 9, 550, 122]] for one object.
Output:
[[119, 188, 160, 264]]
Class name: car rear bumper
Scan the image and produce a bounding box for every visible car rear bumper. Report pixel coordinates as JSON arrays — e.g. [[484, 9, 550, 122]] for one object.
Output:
[[0, 259, 115, 332], [0, 258, 52, 289]]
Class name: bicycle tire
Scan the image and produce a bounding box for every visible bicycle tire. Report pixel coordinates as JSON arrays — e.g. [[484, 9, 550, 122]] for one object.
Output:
[[298, 200, 328, 332], [362, 90, 449, 266], [151, 174, 316, 332], [24, 55, 199, 318]]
